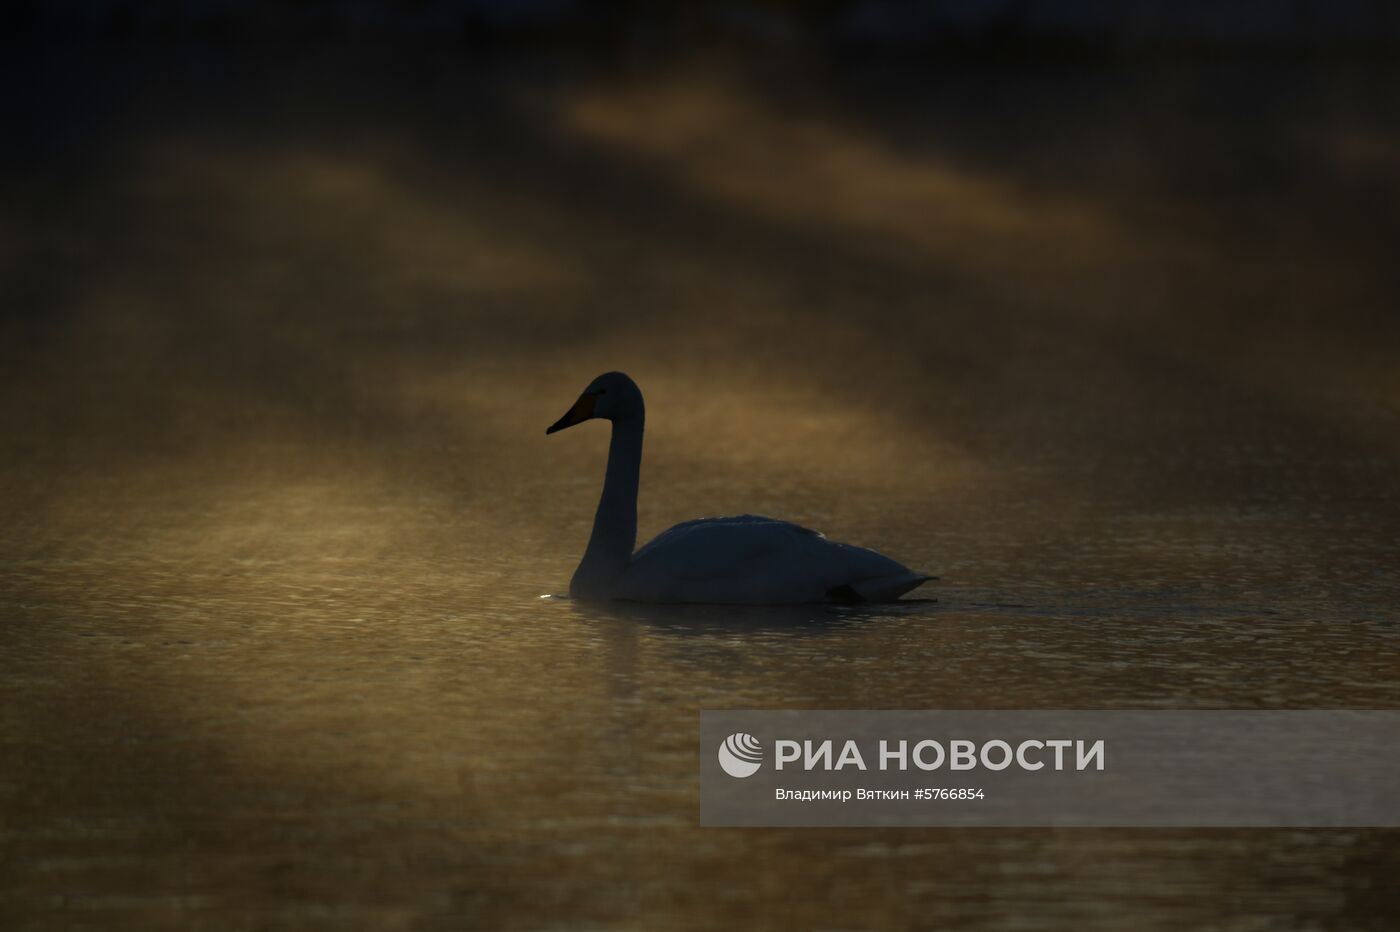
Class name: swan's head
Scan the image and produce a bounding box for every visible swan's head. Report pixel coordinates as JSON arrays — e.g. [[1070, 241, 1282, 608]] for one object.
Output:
[[546, 371, 644, 435]]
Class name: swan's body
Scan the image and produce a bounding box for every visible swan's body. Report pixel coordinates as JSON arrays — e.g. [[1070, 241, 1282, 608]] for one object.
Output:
[[617, 514, 930, 603], [547, 372, 933, 604]]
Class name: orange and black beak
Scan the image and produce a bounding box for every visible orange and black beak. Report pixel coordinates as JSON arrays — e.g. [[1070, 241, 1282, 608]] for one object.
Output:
[[546, 392, 598, 435]]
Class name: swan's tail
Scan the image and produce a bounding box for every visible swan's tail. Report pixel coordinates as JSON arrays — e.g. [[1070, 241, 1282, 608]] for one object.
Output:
[[837, 573, 937, 603]]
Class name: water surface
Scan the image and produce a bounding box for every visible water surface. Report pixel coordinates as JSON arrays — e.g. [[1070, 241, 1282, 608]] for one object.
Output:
[[3, 42, 1399, 929]]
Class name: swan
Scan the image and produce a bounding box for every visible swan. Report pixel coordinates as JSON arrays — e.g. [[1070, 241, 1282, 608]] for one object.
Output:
[[546, 372, 934, 604]]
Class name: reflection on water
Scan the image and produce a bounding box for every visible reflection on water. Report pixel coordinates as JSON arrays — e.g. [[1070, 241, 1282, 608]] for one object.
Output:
[[3, 42, 1399, 929]]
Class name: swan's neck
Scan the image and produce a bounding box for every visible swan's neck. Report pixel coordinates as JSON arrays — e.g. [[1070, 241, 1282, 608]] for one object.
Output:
[[571, 411, 643, 599]]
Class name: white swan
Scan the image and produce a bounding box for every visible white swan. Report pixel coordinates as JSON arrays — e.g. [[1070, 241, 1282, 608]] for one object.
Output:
[[547, 372, 934, 604]]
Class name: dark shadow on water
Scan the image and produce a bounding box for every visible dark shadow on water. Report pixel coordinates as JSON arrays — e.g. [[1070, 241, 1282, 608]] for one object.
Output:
[[562, 595, 942, 637]]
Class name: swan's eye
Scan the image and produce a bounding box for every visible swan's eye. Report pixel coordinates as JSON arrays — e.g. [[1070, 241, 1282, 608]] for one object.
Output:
[[597, 389, 607, 395]]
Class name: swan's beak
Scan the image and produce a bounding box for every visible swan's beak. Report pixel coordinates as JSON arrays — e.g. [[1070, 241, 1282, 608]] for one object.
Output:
[[546, 392, 597, 435]]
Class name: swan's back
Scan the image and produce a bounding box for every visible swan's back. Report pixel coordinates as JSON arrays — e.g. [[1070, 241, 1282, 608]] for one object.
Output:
[[615, 514, 930, 604]]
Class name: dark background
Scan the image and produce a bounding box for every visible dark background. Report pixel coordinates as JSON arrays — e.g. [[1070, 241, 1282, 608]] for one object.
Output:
[[4, 2, 1399, 930]]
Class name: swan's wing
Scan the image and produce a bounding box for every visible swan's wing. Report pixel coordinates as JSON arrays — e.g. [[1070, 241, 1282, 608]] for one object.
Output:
[[619, 515, 928, 603], [631, 514, 817, 562]]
